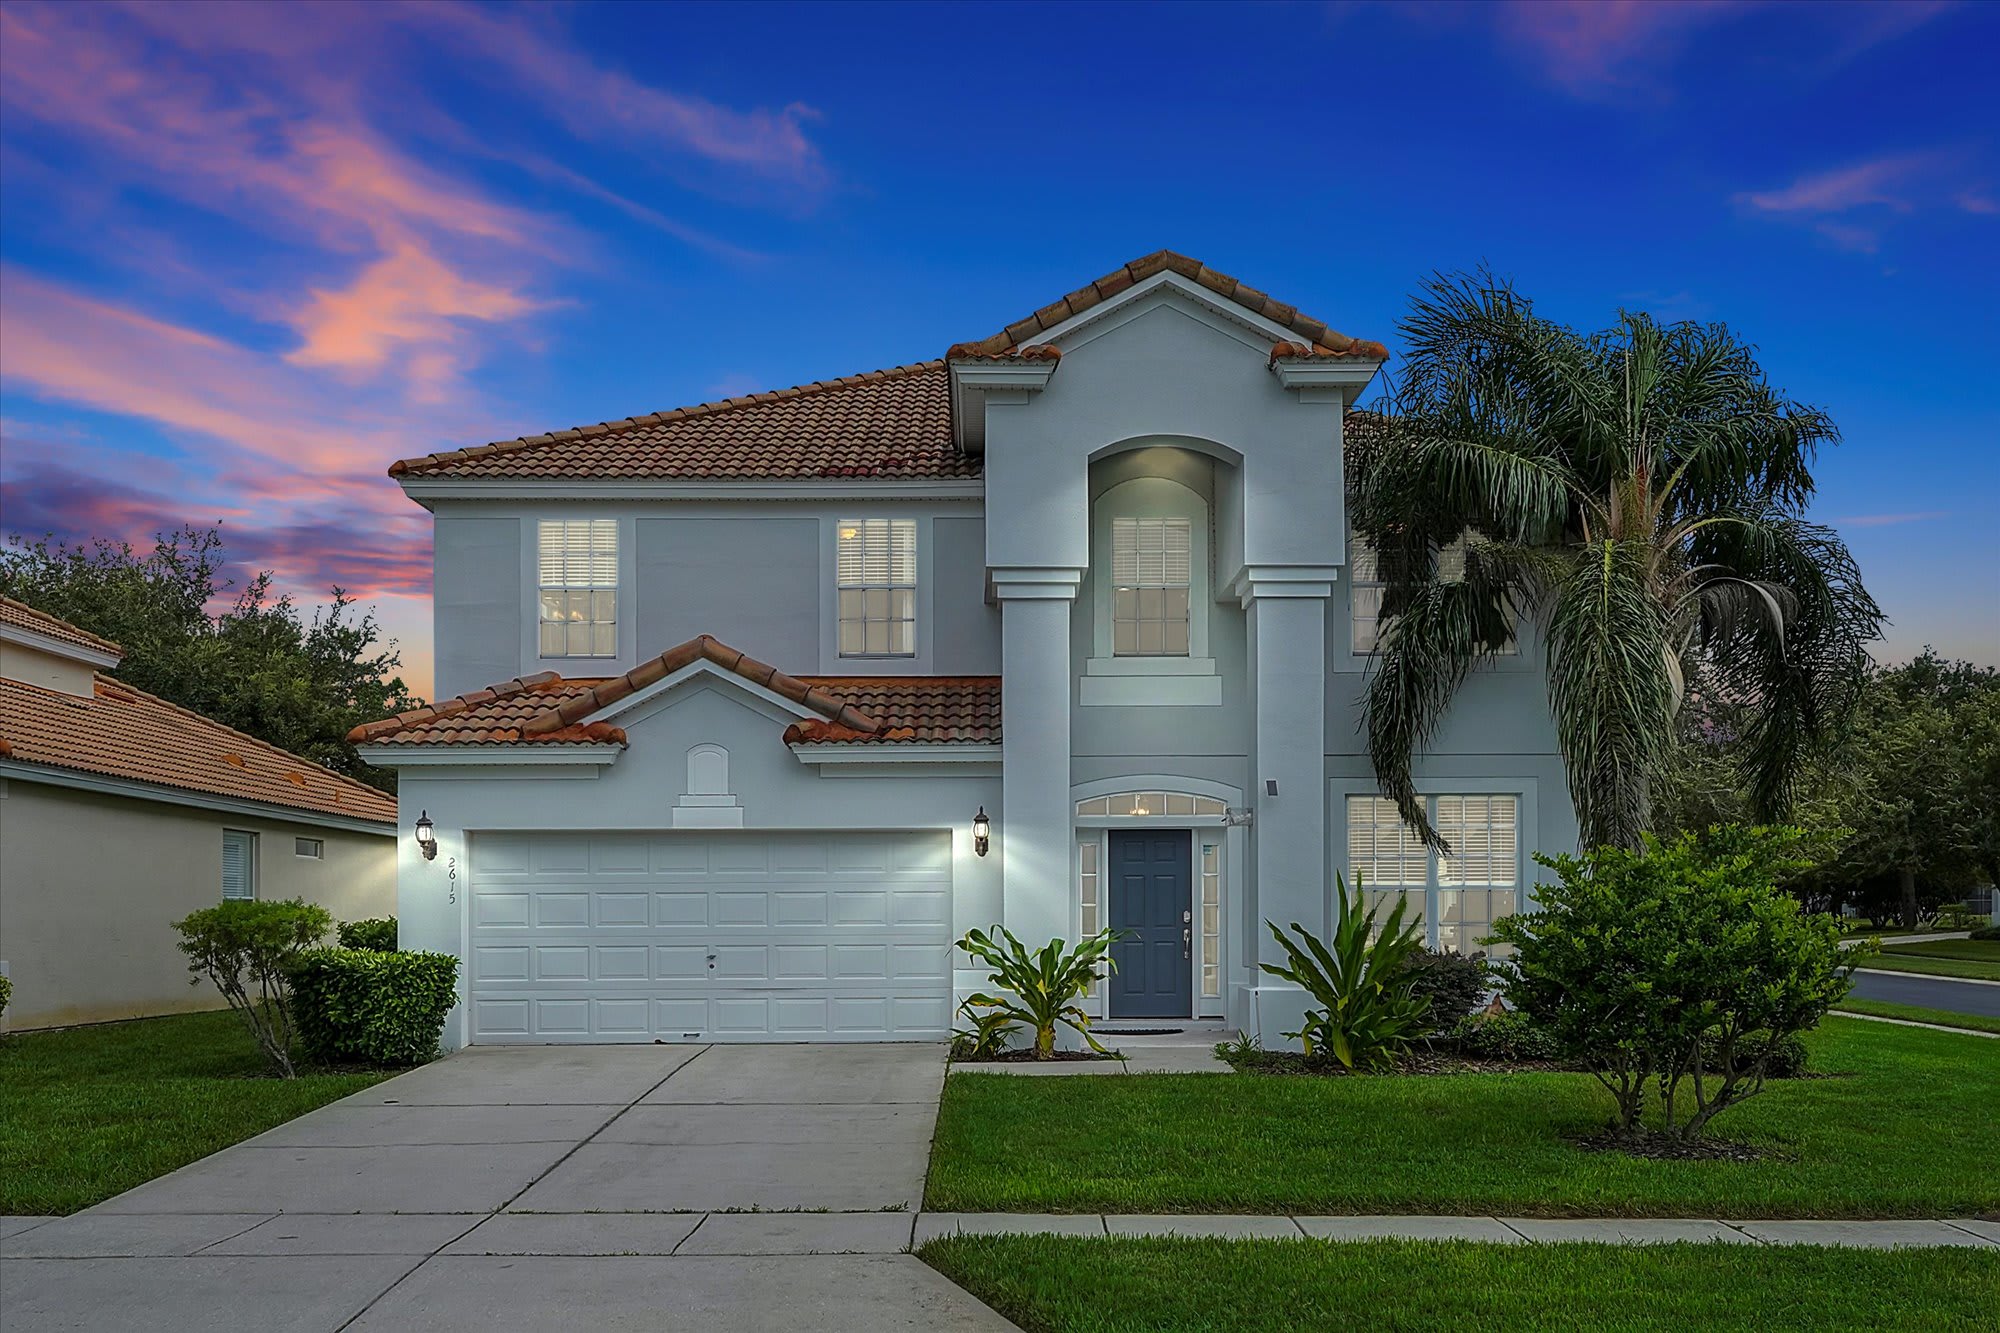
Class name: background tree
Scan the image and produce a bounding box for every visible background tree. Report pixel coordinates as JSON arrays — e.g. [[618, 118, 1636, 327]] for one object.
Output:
[[1350, 271, 1883, 852], [1, 526, 420, 793]]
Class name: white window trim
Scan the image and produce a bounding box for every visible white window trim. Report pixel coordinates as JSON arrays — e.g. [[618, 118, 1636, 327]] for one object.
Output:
[[1339, 528, 1526, 669], [1084, 477, 1220, 707], [294, 837, 324, 860], [1327, 776, 1539, 952], [222, 829, 258, 901], [816, 515, 934, 673], [522, 515, 634, 674], [833, 516, 920, 661]]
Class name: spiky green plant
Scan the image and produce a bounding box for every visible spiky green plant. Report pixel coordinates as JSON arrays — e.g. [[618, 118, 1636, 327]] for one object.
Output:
[[955, 926, 1120, 1059], [1260, 876, 1432, 1070], [1350, 271, 1882, 851]]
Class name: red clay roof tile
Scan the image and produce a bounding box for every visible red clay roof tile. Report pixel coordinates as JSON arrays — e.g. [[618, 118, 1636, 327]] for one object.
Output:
[[0, 596, 123, 656]]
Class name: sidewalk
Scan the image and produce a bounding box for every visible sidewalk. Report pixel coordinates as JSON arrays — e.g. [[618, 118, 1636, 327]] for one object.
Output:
[[913, 1213, 2000, 1249]]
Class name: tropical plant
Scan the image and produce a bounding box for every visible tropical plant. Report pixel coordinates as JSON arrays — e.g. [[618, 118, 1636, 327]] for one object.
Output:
[[1260, 876, 1431, 1070], [1348, 272, 1882, 851], [171, 898, 332, 1077], [954, 926, 1120, 1059], [1492, 826, 1862, 1139]]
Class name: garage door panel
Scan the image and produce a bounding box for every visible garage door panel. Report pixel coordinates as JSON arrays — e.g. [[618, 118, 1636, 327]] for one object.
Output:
[[470, 830, 951, 1043]]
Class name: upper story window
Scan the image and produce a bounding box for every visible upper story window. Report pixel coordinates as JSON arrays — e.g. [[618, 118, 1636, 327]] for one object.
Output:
[[538, 519, 618, 658], [1349, 530, 1515, 656], [1111, 517, 1192, 657], [836, 518, 917, 657]]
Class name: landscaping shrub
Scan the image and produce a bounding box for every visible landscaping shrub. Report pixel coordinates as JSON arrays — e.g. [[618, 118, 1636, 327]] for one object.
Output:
[[1491, 825, 1861, 1140], [0, 973, 11, 1021], [955, 927, 1120, 1059], [336, 917, 398, 952], [1400, 948, 1489, 1032], [289, 948, 459, 1067], [172, 898, 331, 1077], [1260, 875, 1431, 1070], [1443, 1010, 1559, 1063], [1970, 924, 2000, 941]]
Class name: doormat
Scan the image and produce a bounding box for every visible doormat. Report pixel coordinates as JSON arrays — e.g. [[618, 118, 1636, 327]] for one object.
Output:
[[1096, 1027, 1184, 1036]]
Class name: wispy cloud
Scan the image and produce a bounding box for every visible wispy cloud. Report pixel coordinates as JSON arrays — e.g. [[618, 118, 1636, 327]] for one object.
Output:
[[1830, 511, 1952, 528], [1735, 149, 1995, 252]]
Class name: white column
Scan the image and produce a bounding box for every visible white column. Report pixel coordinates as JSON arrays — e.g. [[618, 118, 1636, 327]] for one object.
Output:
[[1239, 568, 1335, 1046], [993, 568, 1083, 949]]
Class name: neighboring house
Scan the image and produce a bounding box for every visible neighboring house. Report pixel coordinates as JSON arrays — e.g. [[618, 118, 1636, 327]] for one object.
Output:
[[0, 597, 397, 1029], [357, 250, 1578, 1050]]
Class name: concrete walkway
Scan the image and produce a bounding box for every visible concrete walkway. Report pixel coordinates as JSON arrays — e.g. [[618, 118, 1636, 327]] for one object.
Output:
[[1848, 969, 2000, 1016], [914, 1213, 2000, 1249], [0, 1043, 1018, 1333]]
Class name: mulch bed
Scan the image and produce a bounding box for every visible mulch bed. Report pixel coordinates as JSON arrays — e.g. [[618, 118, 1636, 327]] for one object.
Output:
[[1572, 1129, 1775, 1163], [952, 1049, 1125, 1064], [1219, 1046, 1569, 1077]]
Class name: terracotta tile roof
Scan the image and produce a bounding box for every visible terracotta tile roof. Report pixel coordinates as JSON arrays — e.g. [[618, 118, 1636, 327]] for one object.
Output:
[[947, 250, 1390, 362], [0, 596, 123, 656], [388, 361, 967, 482], [784, 677, 1001, 746], [388, 253, 1382, 485], [0, 674, 397, 825], [351, 638, 998, 751], [350, 636, 885, 746]]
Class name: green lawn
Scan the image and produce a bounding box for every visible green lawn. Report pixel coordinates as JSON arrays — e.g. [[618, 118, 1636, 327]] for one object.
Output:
[[1835, 1000, 2000, 1036], [0, 1010, 391, 1215], [921, 1235, 2000, 1333], [1860, 939, 2000, 981], [926, 1020, 2000, 1218]]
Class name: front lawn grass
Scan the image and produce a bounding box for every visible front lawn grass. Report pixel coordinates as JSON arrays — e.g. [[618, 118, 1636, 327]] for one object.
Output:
[[1834, 1000, 2000, 1035], [1861, 938, 2000, 981], [926, 1020, 1999, 1218], [920, 1234, 2000, 1333], [0, 1010, 390, 1215]]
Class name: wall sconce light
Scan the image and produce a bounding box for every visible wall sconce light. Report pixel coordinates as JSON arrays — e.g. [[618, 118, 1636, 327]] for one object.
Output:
[[972, 807, 991, 858], [414, 810, 437, 861]]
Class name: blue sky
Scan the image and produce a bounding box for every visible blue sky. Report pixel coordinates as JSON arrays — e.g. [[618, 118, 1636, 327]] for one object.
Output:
[[2, 0, 1995, 696]]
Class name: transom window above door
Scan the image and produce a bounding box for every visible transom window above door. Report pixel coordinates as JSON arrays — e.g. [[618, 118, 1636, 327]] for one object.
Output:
[[1076, 791, 1227, 818], [538, 519, 618, 658], [1111, 516, 1191, 656], [836, 518, 917, 657]]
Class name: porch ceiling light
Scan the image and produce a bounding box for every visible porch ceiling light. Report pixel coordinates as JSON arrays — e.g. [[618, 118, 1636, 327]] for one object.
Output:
[[414, 810, 438, 861], [972, 807, 991, 857]]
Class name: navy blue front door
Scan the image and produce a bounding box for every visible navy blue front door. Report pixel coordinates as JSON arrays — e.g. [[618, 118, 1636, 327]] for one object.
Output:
[[1108, 830, 1193, 1018]]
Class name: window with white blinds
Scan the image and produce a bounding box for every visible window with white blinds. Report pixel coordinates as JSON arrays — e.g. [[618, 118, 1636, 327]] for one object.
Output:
[[1111, 516, 1191, 656], [222, 830, 256, 901], [837, 518, 917, 657], [538, 519, 618, 658], [1349, 534, 1385, 653], [1345, 794, 1520, 954]]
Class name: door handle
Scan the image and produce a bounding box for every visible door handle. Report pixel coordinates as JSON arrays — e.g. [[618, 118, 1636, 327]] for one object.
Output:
[[1182, 926, 1192, 959]]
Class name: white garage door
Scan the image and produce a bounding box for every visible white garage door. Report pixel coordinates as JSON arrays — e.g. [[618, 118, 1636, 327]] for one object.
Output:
[[467, 831, 953, 1043]]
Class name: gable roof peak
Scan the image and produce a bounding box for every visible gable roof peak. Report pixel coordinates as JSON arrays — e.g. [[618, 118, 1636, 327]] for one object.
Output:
[[947, 250, 1389, 362]]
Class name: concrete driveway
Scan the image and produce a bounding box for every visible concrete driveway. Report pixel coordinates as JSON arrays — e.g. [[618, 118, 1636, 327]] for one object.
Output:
[[0, 1043, 1018, 1332]]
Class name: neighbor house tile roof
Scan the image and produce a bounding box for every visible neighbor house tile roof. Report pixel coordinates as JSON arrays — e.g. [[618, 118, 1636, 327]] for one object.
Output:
[[0, 595, 123, 656], [387, 251, 1383, 484], [351, 637, 998, 750], [0, 674, 398, 824]]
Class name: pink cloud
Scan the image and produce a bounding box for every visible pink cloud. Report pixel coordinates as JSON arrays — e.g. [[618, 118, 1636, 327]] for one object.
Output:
[[1490, 0, 1742, 96], [1738, 154, 1932, 215], [285, 241, 545, 381], [1734, 149, 1995, 252]]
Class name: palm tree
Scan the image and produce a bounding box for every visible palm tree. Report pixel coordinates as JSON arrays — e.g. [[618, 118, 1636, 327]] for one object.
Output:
[[1349, 271, 1882, 852]]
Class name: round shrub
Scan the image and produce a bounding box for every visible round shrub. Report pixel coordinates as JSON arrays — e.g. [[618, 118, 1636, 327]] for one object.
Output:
[[1445, 1010, 1559, 1062], [1400, 949, 1490, 1032], [336, 917, 399, 952], [289, 948, 458, 1067], [1971, 924, 2000, 942]]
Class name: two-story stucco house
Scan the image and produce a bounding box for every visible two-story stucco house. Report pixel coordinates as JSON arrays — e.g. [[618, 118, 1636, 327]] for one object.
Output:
[[355, 251, 1577, 1051]]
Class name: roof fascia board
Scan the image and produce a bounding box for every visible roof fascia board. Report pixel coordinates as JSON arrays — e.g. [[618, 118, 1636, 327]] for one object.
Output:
[[790, 742, 1003, 768], [1032, 272, 1304, 354], [354, 744, 623, 767], [0, 759, 396, 835], [590, 660, 821, 730], [0, 624, 123, 670], [400, 479, 985, 504]]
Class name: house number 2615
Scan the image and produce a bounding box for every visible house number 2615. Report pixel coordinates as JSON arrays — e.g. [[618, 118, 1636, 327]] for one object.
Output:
[[446, 856, 458, 904]]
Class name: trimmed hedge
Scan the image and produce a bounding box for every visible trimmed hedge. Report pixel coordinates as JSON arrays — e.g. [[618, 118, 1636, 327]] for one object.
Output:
[[337, 917, 399, 952], [289, 948, 458, 1067], [1400, 949, 1490, 1032], [1971, 924, 2000, 942]]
